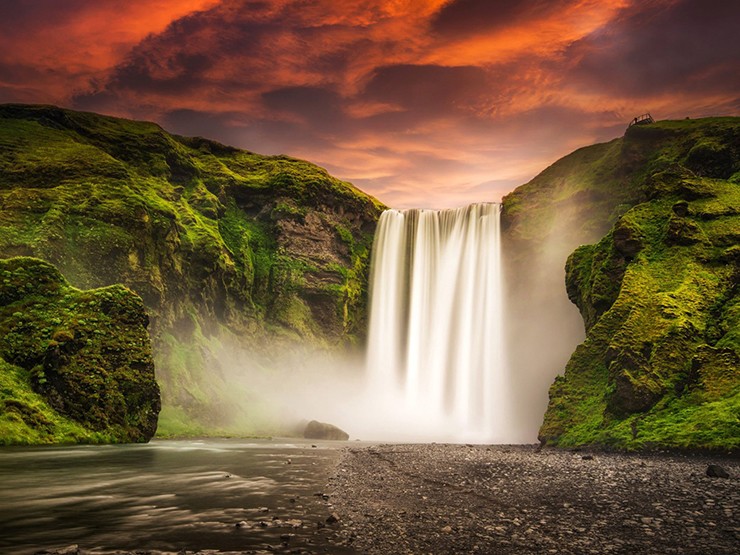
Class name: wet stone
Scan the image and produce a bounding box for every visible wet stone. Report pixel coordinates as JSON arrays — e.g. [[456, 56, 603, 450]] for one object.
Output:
[[707, 465, 730, 478]]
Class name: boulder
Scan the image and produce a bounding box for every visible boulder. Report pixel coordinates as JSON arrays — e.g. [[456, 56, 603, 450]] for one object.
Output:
[[0, 257, 160, 443], [706, 464, 729, 478], [304, 420, 349, 440]]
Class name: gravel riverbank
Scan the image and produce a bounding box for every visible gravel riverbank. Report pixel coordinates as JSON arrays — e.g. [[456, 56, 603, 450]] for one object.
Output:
[[32, 443, 739, 554], [326, 444, 739, 554]]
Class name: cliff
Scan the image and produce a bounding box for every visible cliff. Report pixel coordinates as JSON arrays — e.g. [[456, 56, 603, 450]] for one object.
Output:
[[506, 117, 739, 451], [0, 104, 384, 436], [0, 257, 159, 443]]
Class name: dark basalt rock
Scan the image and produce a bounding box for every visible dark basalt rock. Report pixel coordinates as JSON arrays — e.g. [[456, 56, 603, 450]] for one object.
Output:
[[706, 464, 729, 478], [672, 201, 690, 217], [665, 215, 704, 246], [612, 219, 644, 258], [304, 420, 350, 441]]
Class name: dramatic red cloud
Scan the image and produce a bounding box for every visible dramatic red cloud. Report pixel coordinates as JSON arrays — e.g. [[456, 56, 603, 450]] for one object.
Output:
[[1, 0, 737, 207], [0, 1, 219, 99]]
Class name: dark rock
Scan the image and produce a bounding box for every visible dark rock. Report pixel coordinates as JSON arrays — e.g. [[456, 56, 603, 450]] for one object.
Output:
[[684, 140, 734, 179], [706, 464, 729, 478], [326, 513, 340, 524], [613, 220, 644, 257], [304, 420, 350, 441], [665, 215, 703, 246], [582, 455, 594, 460], [606, 352, 663, 416], [672, 201, 689, 217]]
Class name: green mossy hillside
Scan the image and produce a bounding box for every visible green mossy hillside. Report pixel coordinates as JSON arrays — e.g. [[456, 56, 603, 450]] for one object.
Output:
[[539, 123, 740, 451], [502, 117, 740, 447], [0, 104, 384, 436], [503, 117, 740, 252], [0, 257, 160, 444]]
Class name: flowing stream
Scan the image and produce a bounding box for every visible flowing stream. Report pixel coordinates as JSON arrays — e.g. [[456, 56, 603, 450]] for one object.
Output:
[[365, 203, 510, 443], [0, 439, 354, 554]]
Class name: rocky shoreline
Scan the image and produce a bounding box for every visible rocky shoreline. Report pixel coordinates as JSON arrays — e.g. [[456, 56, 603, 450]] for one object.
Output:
[[32, 444, 739, 555], [327, 444, 739, 554]]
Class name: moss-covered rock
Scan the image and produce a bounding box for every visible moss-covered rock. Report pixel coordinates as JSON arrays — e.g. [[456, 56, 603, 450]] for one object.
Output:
[[537, 119, 740, 452], [0, 104, 384, 436], [501, 117, 739, 443], [0, 257, 160, 444], [502, 117, 740, 448]]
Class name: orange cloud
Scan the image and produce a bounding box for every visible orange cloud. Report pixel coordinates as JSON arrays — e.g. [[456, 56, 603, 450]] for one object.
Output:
[[0, 0, 219, 102], [1, 0, 737, 208]]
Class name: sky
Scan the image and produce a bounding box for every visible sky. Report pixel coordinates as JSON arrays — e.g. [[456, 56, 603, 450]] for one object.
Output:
[[0, 0, 738, 208]]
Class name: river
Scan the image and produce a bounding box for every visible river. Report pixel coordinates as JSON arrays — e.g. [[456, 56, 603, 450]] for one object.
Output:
[[0, 439, 356, 554]]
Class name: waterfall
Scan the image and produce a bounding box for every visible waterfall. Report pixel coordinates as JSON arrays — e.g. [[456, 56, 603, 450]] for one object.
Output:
[[365, 203, 509, 443]]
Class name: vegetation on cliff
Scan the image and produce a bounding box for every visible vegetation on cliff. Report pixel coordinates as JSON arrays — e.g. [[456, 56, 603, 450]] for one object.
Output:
[[533, 117, 739, 451], [503, 117, 739, 259], [0, 104, 384, 437], [0, 257, 159, 444]]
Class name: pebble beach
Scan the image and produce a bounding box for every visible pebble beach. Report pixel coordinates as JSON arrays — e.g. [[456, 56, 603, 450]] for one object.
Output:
[[327, 444, 739, 554]]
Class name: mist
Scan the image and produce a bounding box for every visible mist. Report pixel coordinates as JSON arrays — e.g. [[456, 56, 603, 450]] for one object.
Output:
[[187, 200, 595, 445], [197, 341, 480, 443], [502, 232, 587, 443]]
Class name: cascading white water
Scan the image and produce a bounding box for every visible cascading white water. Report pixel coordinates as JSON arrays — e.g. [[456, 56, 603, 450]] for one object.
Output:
[[365, 203, 510, 443]]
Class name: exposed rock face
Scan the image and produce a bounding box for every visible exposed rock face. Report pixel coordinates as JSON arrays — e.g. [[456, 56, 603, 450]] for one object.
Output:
[[0, 104, 385, 436], [304, 420, 350, 441], [534, 117, 740, 451], [0, 257, 160, 443]]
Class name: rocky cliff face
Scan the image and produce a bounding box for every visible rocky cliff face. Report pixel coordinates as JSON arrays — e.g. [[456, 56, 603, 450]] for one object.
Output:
[[0, 257, 159, 443], [514, 117, 739, 451], [0, 104, 384, 436]]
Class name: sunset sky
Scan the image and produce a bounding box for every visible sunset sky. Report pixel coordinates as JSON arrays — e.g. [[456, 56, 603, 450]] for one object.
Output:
[[1, 0, 737, 208]]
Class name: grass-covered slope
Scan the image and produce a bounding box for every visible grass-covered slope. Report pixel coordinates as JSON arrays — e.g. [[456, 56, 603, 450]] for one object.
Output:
[[533, 118, 740, 451], [0, 104, 384, 436], [504, 117, 740, 249], [0, 257, 159, 444]]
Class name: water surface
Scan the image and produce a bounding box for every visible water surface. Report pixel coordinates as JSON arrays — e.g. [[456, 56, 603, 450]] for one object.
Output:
[[0, 438, 354, 554]]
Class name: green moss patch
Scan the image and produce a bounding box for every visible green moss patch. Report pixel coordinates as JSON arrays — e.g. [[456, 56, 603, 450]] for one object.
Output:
[[539, 129, 740, 451], [0, 257, 160, 443]]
